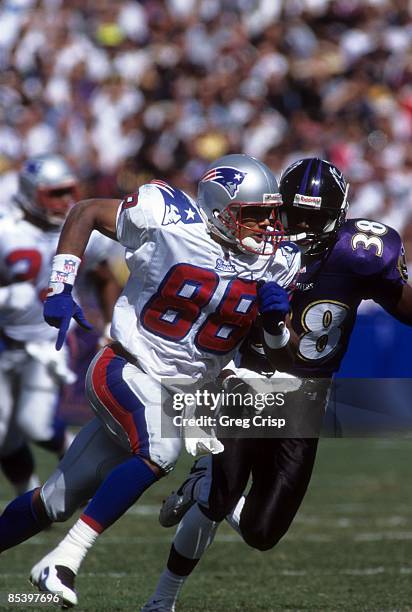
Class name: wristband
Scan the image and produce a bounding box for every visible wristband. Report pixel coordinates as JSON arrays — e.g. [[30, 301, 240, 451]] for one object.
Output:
[[48, 254, 81, 296], [263, 326, 290, 349], [222, 374, 238, 391]]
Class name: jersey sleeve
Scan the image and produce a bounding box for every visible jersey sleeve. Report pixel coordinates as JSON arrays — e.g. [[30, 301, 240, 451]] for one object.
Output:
[[364, 227, 408, 303], [115, 184, 165, 249]]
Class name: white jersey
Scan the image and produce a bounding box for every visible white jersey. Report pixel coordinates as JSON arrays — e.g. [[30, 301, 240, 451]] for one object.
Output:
[[0, 215, 112, 342], [112, 182, 300, 381]]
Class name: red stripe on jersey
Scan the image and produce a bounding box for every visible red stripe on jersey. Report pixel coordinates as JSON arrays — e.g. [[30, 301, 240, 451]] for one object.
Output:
[[91, 346, 140, 453]]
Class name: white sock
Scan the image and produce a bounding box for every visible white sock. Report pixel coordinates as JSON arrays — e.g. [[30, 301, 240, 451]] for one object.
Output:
[[48, 518, 99, 574], [147, 569, 185, 609], [225, 495, 245, 535], [174, 503, 219, 559]]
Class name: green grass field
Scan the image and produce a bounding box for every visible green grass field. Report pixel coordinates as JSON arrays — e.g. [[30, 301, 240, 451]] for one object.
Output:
[[1, 437, 412, 612]]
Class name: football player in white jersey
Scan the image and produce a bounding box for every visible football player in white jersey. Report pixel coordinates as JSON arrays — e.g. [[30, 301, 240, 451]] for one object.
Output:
[[0, 154, 300, 608], [0, 154, 120, 494]]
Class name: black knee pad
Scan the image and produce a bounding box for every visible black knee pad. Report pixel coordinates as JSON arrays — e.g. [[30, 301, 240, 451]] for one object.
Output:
[[240, 513, 286, 551], [241, 524, 282, 551]]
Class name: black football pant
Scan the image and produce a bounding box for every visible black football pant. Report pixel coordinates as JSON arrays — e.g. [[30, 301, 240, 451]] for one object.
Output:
[[200, 436, 318, 551]]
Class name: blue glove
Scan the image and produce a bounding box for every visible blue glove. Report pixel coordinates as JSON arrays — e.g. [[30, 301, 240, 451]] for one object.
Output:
[[44, 283, 93, 350], [257, 281, 290, 332]]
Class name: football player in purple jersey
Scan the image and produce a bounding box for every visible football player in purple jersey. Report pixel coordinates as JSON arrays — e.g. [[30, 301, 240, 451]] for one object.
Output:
[[141, 158, 412, 612]]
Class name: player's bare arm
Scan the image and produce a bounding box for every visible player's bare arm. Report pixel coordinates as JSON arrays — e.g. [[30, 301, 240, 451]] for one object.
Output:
[[56, 198, 120, 258], [379, 283, 412, 326], [87, 261, 122, 326], [44, 198, 121, 349], [264, 315, 299, 371], [257, 281, 297, 369]]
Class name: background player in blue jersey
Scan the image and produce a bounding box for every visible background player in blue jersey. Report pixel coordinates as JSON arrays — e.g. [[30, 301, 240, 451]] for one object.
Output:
[[142, 158, 412, 612]]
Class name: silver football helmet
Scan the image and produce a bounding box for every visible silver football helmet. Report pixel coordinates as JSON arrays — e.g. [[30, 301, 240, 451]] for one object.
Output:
[[197, 154, 283, 255], [15, 154, 79, 227]]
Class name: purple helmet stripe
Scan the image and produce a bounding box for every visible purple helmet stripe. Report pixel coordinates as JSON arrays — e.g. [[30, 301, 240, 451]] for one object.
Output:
[[312, 160, 323, 197], [300, 158, 314, 194]]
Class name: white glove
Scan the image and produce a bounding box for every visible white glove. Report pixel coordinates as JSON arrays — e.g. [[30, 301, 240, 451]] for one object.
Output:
[[25, 342, 77, 385], [184, 434, 224, 456], [180, 381, 225, 456], [223, 368, 303, 415], [0, 282, 37, 313]]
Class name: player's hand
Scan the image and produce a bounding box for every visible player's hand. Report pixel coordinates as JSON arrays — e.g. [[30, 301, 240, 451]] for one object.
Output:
[[184, 436, 224, 456], [223, 375, 260, 415], [44, 283, 93, 350], [223, 375, 253, 397], [257, 280, 290, 331]]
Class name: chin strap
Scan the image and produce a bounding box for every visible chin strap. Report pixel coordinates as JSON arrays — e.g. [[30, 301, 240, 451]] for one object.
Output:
[[208, 223, 237, 248]]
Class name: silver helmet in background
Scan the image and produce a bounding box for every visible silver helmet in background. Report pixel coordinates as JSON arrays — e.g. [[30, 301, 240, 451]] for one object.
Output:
[[197, 153, 283, 255], [15, 154, 79, 227]]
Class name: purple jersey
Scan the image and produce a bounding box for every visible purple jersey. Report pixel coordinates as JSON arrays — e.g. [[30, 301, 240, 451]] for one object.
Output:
[[240, 219, 408, 377]]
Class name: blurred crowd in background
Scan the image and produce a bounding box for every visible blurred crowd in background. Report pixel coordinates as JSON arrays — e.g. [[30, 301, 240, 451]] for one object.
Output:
[[1, 0, 412, 266]]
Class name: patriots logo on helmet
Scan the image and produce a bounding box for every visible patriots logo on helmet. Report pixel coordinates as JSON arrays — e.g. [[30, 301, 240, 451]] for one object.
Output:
[[25, 160, 42, 175], [201, 166, 247, 199]]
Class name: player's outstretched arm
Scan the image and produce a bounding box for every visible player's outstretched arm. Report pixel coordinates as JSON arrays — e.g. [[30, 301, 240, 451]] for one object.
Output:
[[56, 198, 120, 258], [44, 198, 121, 350], [379, 283, 412, 326], [257, 281, 299, 370], [87, 261, 122, 340], [263, 315, 299, 371]]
